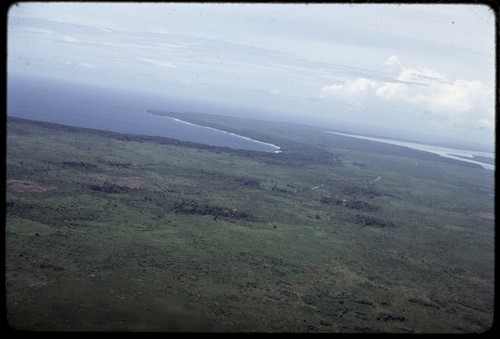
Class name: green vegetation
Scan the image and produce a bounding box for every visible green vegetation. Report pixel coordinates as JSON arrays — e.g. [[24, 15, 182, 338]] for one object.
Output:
[[5, 115, 494, 332]]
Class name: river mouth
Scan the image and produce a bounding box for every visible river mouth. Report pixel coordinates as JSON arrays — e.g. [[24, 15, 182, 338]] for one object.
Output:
[[326, 131, 494, 170]]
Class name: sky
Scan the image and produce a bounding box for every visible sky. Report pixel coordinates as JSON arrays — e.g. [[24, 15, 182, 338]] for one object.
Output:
[[7, 2, 496, 150]]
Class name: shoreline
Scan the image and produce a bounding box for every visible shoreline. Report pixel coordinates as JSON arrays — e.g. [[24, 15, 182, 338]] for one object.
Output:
[[149, 111, 282, 153]]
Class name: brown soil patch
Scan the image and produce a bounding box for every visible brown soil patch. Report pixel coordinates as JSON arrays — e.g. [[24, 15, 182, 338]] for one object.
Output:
[[7, 180, 56, 193], [114, 176, 143, 189]]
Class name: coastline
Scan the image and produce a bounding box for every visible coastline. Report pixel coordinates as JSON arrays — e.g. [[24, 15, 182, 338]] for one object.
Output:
[[148, 111, 282, 153]]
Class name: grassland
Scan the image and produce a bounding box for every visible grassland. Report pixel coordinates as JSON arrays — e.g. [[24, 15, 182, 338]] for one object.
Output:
[[5, 115, 495, 332]]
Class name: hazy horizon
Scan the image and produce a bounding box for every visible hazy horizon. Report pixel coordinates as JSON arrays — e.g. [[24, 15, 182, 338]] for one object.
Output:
[[7, 2, 496, 151]]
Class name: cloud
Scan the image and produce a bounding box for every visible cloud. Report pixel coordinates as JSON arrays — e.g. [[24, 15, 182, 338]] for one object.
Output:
[[319, 55, 494, 130], [60, 35, 78, 42], [65, 61, 94, 69], [136, 57, 176, 68], [78, 62, 94, 69], [384, 55, 402, 73], [24, 26, 78, 43], [25, 27, 53, 34]]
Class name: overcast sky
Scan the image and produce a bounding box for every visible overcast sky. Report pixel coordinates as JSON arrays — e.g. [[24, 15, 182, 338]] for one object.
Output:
[[7, 2, 496, 149]]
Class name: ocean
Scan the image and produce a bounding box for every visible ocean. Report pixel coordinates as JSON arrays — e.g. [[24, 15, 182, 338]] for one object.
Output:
[[7, 74, 280, 153]]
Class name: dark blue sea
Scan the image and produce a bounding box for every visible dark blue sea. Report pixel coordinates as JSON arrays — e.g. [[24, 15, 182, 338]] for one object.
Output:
[[7, 74, 280, 153]]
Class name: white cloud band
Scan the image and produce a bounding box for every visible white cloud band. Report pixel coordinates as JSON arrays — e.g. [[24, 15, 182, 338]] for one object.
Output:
[[320, 55, 494, 131]]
